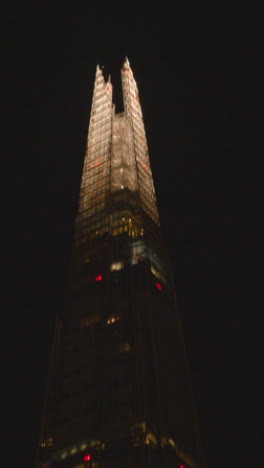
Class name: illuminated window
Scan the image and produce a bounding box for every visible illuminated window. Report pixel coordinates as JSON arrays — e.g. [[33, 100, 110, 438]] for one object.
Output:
[[146, 431, 157, 446], [110, 260, 124, 272], [120, 342, 131, 353], [90, 439, 101, 447], [131, 421, 146, 446], [60, 450, 68, 460], [148, 249, 164, 273], [80, 442, 87, 450], [168, 438, 176, 448], [41, 436, 53, 448], [107, 315, 120, 325], [150, 264, 166, 283], [47, 437, 53, 447], [131, 240, 146, 265]]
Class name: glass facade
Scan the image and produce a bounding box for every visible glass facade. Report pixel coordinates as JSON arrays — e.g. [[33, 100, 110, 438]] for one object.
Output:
[[35, 59, 204, 468]]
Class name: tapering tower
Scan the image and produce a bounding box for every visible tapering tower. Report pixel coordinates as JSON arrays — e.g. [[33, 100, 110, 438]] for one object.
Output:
[[36, 59, 204, 468]]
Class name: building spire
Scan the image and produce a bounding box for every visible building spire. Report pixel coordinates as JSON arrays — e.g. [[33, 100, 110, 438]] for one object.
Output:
[[96, 64, 103, 75], [122, 56, 131, 71], [120, 58, 160, 226], [95, 64, 105, 79]]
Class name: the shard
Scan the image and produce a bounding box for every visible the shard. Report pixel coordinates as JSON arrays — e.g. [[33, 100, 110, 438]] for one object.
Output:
[[36, 58, 204, 468]]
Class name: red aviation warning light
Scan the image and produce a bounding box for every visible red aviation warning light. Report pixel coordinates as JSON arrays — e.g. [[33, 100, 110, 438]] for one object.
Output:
[[95, 274, 102, 281], [83, 453, 91, 461], [155, 282, 162, 291]]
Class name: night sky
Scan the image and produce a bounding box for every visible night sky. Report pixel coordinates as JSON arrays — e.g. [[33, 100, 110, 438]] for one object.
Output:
[[3, 4, 261, 467]]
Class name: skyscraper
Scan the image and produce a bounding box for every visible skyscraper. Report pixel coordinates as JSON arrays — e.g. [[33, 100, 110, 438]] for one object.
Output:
[[36, 58, 204, 468]]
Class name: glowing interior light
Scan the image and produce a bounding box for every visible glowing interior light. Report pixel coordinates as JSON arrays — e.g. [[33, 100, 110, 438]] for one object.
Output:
[[155, 282, 162, 291], [120, 168, 123, 172], [168, 438, 176, 447], [95, 274, 102, 281], [107, 315, 120, 325], [110, 260, 124, 271], [121, 185, 124, 189], [120, 342, 131, 352], [83, 454, 91, 461]]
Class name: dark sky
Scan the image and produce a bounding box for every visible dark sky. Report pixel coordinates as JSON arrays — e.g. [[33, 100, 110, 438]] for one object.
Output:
[[3, 3, 262, 467]]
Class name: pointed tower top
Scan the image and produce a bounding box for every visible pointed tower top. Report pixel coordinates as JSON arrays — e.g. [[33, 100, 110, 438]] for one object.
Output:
[[96, 65, 104, 77], [95, 65, 106, 86], [122, 57, 131, 71], [106, 75, 112, 93]]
